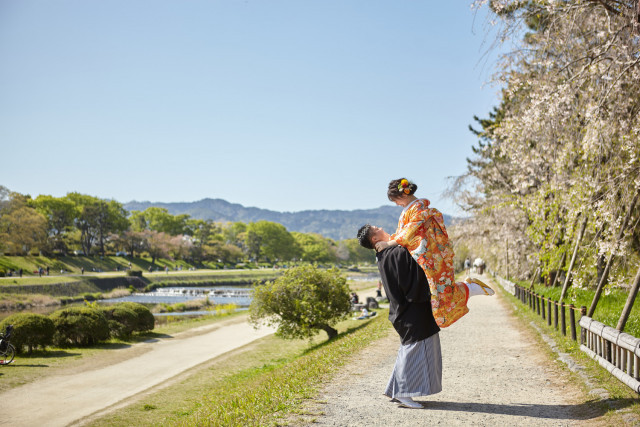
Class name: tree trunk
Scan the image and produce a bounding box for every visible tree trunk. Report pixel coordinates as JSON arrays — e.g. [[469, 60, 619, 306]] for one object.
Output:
[[560, 215, 589, 302], [529, 265, 540, 290], [616, 265, 640, 332], [551, 251, 567, 287], [588, 189, 639, 317], [318, 324, 338, 339]]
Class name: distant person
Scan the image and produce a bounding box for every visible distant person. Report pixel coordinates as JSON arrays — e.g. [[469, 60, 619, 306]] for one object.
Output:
[[373, 178, 494, 327], [81, 267, 84, 275], [464, 258, 471, 276], [350, 292, 359, 305], [376, 280, 383, 298], [18, 268, 22, 278], [46, 266, 50, 276]]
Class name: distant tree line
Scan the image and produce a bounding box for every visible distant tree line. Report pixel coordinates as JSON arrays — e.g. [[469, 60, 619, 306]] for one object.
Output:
[[0, 187, 373, 265]]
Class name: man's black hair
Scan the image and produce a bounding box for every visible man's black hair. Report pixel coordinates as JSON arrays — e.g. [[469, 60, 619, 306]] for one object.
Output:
[[357, 224, 374, 250]]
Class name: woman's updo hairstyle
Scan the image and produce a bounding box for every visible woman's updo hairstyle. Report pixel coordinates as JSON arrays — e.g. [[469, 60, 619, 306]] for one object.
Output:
[[387, 178, 417, 201]]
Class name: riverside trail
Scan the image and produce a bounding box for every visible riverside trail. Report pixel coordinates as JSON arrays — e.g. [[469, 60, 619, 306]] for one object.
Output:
[[292, 274, 617, 426], [0, 317, 276, 426]]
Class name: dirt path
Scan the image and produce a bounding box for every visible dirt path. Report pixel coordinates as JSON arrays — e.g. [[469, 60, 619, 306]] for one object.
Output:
[[296, 275, 609, 426], [0, 317, 276, 427]]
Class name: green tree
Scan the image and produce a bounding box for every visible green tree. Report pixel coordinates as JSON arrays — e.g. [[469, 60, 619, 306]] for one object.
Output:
[[0, 192, 47, 255], [249, 265, 351, 340], [206, 242, 244, 264], [145, 230, 174, 265], [65, 193, 128, 256], [188, 219, 220, 262], [109, 230, 148, 257], [342, 239, 376, 263], [30, 195, 75, 254], [144, 207, 189, 235], [246, 221, 298, 262], [292, 232, 336, 263]]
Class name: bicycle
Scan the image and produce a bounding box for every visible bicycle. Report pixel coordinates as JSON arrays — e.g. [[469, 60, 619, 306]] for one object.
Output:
[[0, 324, 15, 365]]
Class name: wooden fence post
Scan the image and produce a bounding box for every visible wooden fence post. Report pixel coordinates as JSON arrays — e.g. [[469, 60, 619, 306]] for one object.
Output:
[[560, 302, 567, 336], [536, 294, 541, 315], [580, 306, 586, 344], [541, 295, 546, 320], [569, 304, 576, 341], [554, 301, 559, 329], [548, 300, 552, 326]]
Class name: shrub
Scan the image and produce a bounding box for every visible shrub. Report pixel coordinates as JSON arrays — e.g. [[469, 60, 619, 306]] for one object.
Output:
[[99, 305, 138, 338], [82, 292, 102, 301], [0, 313, 55, 353], [126, 269, 143, 277], [116, 302, 155, 332], [249, 265, 351, 340], [50, 307, 110, 347]]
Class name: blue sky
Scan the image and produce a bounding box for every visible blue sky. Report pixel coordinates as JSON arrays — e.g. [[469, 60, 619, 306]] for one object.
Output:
[[0, 1, 502, 216]]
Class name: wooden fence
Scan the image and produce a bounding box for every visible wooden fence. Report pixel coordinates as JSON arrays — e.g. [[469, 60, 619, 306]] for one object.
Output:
[[580, 317, 640, 393], [498, 278, 640, 394], [514, 284, 585, 341]]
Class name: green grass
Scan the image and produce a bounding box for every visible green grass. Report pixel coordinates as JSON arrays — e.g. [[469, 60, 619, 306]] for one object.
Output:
[[87, 312, 391, 426], [522, 281, 640, 338], [496, 278, 640, 423]]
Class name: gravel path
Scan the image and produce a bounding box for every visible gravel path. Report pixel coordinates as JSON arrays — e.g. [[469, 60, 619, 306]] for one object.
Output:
[[295, 275, 608, 426], [0, 317, 275, 427]]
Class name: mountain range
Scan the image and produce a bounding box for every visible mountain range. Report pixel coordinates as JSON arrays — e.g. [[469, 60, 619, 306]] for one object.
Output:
[[124, 198, 453, 241]]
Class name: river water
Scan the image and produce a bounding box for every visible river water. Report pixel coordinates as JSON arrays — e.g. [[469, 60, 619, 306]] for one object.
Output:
[[0, 286, 253, 320], [100, 286, 253, 307]]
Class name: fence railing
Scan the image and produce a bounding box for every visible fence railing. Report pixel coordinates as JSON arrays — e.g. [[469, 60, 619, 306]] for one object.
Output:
[[496, 278, 640, 394], [580, 317, 640, 393], [514, 284, 585, 341]]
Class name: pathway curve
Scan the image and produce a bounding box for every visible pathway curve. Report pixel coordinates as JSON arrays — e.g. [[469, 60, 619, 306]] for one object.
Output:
[[297, 275, 609, 426], [0, 317, 275, 427]]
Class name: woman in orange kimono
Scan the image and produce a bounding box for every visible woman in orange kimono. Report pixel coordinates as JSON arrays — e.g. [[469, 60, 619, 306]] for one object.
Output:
[[374, 178, 494, 327]]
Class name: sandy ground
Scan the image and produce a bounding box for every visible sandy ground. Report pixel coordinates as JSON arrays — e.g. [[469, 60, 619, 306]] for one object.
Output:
[[293, 275, 610, 426], [0, 317, 276, 427]]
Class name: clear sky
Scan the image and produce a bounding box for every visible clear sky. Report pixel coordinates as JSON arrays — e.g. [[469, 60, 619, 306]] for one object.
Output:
[[0, 1, 502, 216]]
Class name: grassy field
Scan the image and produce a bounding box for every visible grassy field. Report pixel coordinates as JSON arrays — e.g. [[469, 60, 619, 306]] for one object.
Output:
[[87, 312, 391, 426], [522, 281, 640, 338], [0, 254, 282, 279]]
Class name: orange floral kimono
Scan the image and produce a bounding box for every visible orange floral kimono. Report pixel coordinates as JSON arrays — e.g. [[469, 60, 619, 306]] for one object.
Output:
[[391, 199, 469, 327]]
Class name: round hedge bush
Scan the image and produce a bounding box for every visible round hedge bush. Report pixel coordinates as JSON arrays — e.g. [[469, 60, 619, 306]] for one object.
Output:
[[116, 302, 155, 332], [99, 305, 138, 338], [50, 307, 110, 347], [0, 313, 55, 353]]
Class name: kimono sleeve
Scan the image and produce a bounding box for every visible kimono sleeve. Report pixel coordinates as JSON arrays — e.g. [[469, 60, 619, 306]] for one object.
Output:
[[391, 205, 425, 248]]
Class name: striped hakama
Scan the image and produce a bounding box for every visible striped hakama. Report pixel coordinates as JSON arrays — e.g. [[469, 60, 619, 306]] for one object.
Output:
[[384, 333, 442, 398]]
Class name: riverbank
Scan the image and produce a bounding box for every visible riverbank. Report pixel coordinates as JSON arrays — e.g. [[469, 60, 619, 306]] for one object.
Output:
[[0, 285, 385, 426], [0, 268, 283, 317]]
